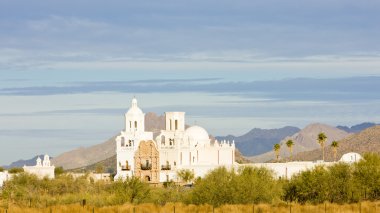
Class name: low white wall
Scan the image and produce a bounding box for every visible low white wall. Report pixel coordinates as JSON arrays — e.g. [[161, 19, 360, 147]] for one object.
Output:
[[240, 161, 336, 179], [0, 171, 11, 188], [23, 166, 55, 179]]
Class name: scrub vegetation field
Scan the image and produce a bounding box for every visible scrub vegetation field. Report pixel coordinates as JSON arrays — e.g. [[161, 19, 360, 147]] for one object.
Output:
[[1, 153, 380, 212], [1, 202, 380, 213]]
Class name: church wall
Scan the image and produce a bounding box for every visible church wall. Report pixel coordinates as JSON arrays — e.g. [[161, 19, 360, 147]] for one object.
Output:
[[218, 148, 235, 165], [241, 162, 336, 179], [180, 150, 197, 166], [159, 149, 179, 171], [159, 170, 177, 182], [197, 148, 217, 165], [116, 149, 134, 179], [23, 166, 55, 179]]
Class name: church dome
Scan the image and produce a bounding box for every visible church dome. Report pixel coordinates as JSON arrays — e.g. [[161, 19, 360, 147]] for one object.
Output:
[[339, 152, 362, 163], [184, 125, 210, 147], [126, 98, 143, 115]]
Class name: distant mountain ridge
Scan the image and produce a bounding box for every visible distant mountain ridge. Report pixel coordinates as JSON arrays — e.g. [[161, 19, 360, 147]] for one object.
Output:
[[3, 121, 376, 169], [248, 123, 349, 163], [3, 155, 51, 169], [292, 125, 380, 161], [336, 122, 378, 133], [216, 126, 300, 156]]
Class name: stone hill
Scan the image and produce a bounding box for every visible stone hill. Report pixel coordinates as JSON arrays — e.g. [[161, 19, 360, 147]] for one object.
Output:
[[292, 125, 380, 161], [248, 123, 349, 163]]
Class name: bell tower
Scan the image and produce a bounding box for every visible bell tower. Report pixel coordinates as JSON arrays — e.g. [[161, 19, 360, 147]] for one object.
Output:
[[125, 98, 145, 133]]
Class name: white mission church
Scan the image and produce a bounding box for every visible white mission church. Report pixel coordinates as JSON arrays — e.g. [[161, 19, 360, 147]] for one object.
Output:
[[114, 98, 235, 183]]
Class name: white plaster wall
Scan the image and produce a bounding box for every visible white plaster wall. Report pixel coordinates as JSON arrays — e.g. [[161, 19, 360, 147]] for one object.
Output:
[[23, 166, 55, 179], [159, 148, 179, 169], [198, 148, 217, 165], [116, 149, 135, 177], [165, 112, 185, 131], [159, 171, 177, 182], [241, 161, 336, 179], [218, 148, 234, 165], [0, 171, 11, 188], [125, 113, 145, 133]]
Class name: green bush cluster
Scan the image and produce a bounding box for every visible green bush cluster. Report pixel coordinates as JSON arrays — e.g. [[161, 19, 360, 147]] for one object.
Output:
[[1, 153, 380, 207], [283, 153, 380, 204], [188, 167, 281, 206]]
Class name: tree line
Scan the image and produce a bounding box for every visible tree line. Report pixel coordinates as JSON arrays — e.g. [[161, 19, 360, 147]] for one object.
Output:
[[1, 153, 380, 207]]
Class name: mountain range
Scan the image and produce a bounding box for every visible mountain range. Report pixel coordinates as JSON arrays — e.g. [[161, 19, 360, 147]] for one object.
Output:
[[3, 118, 378, 169], [248, 123, 349, 163], [216, 126, 300, 156], [292, 125, 380, 161], [336, 122, 378, 133]]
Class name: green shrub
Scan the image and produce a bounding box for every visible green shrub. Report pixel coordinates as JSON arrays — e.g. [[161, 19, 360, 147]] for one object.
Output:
[[188, 166, 281, 206], [8, 167, 24, 174], [353, 153, 380, 200], [54, 167, 65, 176]]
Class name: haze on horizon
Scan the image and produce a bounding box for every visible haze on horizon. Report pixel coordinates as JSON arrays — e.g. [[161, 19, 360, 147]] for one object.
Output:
[[1, 0, 380, 165]]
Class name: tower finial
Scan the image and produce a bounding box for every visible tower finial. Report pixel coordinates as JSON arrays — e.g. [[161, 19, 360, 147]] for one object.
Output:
[[131, 97, 138, 108]]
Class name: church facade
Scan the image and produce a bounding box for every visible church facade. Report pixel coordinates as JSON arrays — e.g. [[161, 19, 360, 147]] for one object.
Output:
[[114, 98, 235, 183]]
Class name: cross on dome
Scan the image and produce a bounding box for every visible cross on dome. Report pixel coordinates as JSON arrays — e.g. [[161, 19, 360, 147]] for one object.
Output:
[[131, 97, 138, 108]]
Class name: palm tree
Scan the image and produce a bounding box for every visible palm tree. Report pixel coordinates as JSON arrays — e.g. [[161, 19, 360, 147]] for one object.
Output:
[[177, 169, 195, 185], [317, 132, 327, 161], [331, 141, 339, 161], [286, 139, 294, 161], [273, 143, 281, 162]]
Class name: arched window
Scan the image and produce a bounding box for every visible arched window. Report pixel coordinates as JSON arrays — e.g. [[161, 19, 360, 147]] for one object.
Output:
[[121, 138, 125, 146], [175, 120, 178, 130], [170, 119, 172, 130], [134, 121, 138, 129]]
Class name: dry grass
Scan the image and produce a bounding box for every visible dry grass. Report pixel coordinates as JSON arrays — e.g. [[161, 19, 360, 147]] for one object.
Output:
[[0, 202, 379, 213]]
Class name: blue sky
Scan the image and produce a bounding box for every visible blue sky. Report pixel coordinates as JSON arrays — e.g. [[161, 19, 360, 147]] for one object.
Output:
[[1, 0, 380, 164]]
